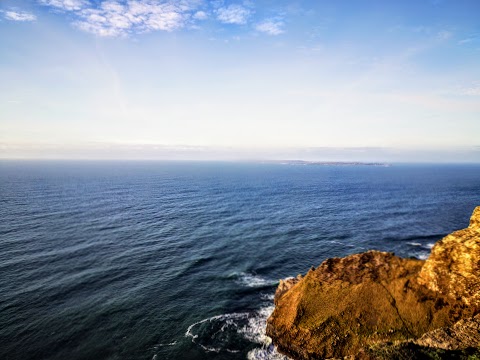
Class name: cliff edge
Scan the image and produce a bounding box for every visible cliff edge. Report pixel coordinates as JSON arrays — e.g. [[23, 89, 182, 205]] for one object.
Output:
[[266, 207, 480, 359]]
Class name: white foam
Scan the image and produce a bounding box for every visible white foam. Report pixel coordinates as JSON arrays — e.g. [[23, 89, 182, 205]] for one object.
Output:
[[185, 312, 249, 337], [185, 312, 249, 353], [239, 306, 275, 344], [247, 347, 290, 360], [261, 293, 275, 301], [407, 242, 422, 247], [330, 240, 343, 245], [417, 252, 429, 260], [241, 304, 291, 359], [235, 272, 278, 288], [197, 342, 222, 353], [153, 341, 177, 348], [427, 243, 435, 249], [185, 291, 290, 358]]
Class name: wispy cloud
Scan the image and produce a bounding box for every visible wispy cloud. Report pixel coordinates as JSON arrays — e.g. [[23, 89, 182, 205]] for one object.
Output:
[[39, 0, 89, 11], [35, 0, 289, 37], [37, 0, 258, 37], [459, 83, 480, 96], [215, 4, 251, 25], [255, 19, 284, 35], [38, 0, 204, 37], [77, 1, 190, 36], [2, 10, 37, 22], [436, 30, 452, 41], [458, 36, 478, 45]]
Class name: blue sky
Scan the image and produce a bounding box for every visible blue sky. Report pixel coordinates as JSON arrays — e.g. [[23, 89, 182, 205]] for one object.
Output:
[[1, 0, 479, 161]]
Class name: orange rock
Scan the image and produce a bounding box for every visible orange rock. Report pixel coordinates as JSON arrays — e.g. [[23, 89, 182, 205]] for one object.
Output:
[[267, 207, 480, 359]]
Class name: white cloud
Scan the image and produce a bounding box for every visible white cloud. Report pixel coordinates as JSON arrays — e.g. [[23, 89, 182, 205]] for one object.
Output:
[[3, 10, 37, 22], [216, 4, 251, 25], [37, 0, 259, 37], [193, 10, 207, 20], [38, 0, 203, 36], [255, 19, 284, 35], [39, 0, 89, 11]]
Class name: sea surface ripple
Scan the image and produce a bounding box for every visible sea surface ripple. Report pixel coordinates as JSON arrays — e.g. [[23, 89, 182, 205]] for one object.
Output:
[[1, 161, 479, 360]]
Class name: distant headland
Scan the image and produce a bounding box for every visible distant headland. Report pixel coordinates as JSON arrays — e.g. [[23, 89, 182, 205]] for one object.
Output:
[[263, 160, 391, 166]]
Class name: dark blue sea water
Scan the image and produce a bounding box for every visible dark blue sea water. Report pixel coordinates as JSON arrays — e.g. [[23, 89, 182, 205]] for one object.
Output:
[[1, 161, 479, 360]]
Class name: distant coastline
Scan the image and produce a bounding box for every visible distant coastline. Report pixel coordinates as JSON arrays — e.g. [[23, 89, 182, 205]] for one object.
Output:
[[263, 160, 391, 166]]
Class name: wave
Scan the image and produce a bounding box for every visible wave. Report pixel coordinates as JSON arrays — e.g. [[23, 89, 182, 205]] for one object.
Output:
[[407, 240, 436, 260], [185, 295, 289, 359], [185, 312, 250, 353], [247, 347, 290, 360], [152, 341, 177, 348], [239, 306, 275, 344], [384, 233, 445, 244], [407, 241, 435, 250], [261, 293, 275, 301], [233, 272, 279, 288], [416, 252, 429, 260], [407, 242, 422, 247], [243, 305, 289, 360], [328, 240, 356, 248]]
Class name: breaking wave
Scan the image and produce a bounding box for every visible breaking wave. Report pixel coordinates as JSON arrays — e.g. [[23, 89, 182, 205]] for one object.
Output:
[[185, 292, 289, 359], [407, 241, 436, 260]]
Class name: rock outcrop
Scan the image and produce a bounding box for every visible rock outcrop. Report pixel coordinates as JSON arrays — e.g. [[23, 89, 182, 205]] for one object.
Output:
[[415, 313, 480, 350], [267, 206, 480, 359], [418, 206, 480, 307]]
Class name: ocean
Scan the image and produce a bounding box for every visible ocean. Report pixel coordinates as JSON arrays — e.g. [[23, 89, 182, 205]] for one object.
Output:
[[1, 161, 479, 360]]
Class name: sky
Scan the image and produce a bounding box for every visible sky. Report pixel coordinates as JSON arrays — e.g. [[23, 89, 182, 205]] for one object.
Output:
[[0, 0, 479, 161]]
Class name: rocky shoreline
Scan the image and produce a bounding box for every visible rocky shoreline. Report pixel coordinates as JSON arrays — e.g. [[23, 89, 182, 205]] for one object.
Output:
[[266, 207, 480, 359]]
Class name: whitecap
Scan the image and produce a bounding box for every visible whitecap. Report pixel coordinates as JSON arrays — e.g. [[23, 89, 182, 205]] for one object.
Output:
[[153, 341, 177, 349], [407, 242, 422, 247], [329, 240, 342, 245], [427, 243, 435, 249], [234, 272, 278, 288]]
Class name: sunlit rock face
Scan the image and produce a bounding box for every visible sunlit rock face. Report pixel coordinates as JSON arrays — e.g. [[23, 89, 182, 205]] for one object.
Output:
[[419, 206, 480, 307], [267, 207, 480, 360]]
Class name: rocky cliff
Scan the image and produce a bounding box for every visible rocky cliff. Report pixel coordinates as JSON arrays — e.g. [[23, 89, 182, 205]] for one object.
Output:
[[266, 207, 480, 359]]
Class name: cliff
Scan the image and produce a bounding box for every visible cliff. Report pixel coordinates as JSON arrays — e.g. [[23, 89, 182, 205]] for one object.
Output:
[[266, 206, 480, 359]]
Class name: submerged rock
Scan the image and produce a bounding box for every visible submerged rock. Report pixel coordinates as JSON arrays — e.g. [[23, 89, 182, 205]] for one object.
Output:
[[267, 207, 480, 359]]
